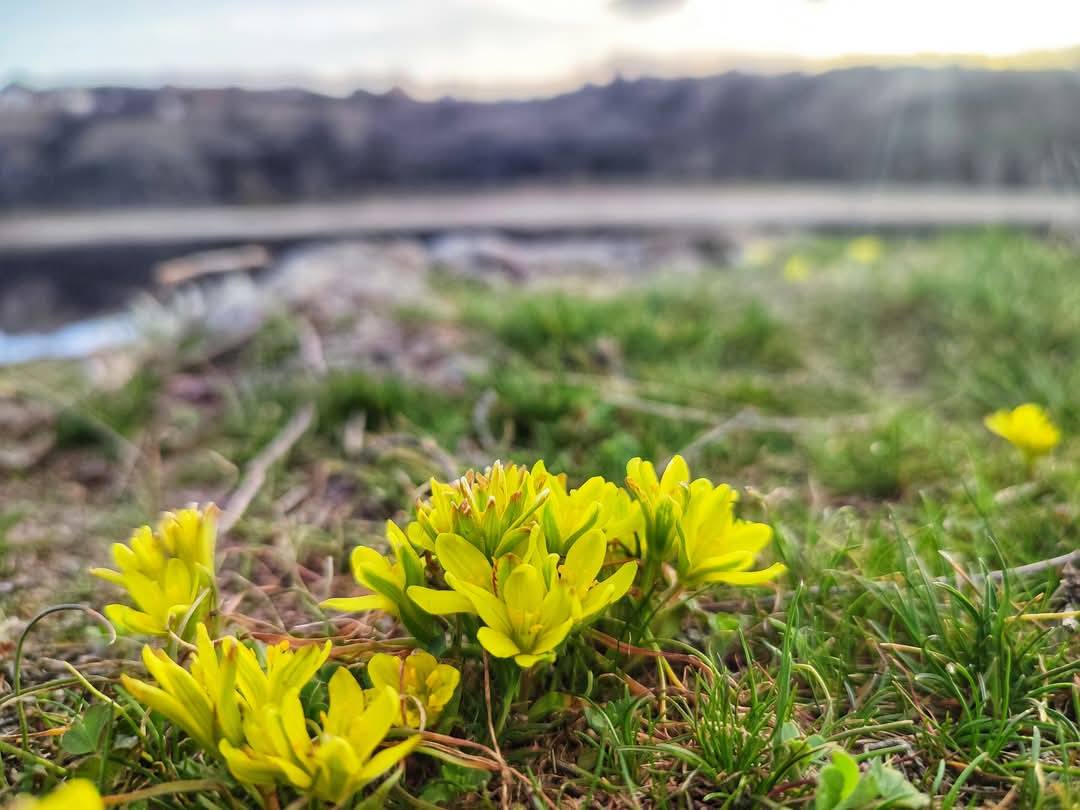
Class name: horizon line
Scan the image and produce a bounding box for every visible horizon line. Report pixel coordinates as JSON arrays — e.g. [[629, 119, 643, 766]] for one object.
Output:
[[6, 43, 1080, 102]]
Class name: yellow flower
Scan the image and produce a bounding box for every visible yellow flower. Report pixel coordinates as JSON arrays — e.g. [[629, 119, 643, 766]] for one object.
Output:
[[532, 461, 625, 556], [366, 650, 460, 728], [626, 455, 689, 503], [408, 533, 574, 668], [219, 669, 419, 805], [675, 480, 786, 587], [91, 504, 219, 640], [8, 780, 103, 810], [623, 455, 690, 561], [847, 236, 883, 265], [408, 462, 549, 559], [985, 403, 1061, 463], [783, 254, 811, 282], [529, 527, 638, 625], [623, 455, 783, 589], [321, 521, 439, 643], [742, 240, 776, 267], [121, 623, 330, 753], [407, 532, 498, 617], [233, 637, 332, 713], [465, 564, 573, 669], [121, 624, 244, 751]]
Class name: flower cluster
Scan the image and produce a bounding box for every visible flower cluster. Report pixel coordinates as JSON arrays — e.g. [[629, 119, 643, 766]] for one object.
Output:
[[87, 506, 463, 807], [90, 504, 219, 641], [324, 457, 784, 668], [79, 455, 783, 806], [367, 650, 461, 728], [220, 669, 418, 804], [121, 622, 426, 805]]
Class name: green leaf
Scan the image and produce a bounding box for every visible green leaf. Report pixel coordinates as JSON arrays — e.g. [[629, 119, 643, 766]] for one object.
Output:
[[779, 720, 802, 745], [815, 752, 930, 810], [867, 761, 930, 809], [419, 762, 492, 804], [527, 691, 572, 722], [61, 703, 112, 755], [355, 766, 404, 810], [815, 750, 861, 810]]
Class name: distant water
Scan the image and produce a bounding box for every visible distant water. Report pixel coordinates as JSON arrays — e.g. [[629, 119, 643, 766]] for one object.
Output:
[[0, 313, 137, 366]]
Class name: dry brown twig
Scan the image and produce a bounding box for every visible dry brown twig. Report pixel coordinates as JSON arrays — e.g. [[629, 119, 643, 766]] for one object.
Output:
[[589, 630, 714, 680], [219, 403, 316, 533], [670, 407, 873, 464], [473, 388, 499, 453]]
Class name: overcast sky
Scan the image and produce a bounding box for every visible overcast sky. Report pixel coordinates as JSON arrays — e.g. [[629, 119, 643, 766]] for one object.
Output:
[[6, 0, 1080, 97]]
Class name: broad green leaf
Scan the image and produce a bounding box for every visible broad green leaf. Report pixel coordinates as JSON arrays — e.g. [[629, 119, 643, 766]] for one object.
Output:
[[61, 703, 112, 755]]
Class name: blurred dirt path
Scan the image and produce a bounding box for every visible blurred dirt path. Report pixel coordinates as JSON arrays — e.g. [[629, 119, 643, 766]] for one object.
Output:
[[3, 184, 1079, 250]]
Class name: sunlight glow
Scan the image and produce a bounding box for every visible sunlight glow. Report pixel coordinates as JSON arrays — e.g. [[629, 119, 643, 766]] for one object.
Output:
[[4, 0, 1080, 95]]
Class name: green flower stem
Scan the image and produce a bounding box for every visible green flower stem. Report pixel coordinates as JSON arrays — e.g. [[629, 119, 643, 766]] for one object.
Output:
[[496, 664, 522, 735], [14, 603, 114, 750], [0, 738, 68, 778]]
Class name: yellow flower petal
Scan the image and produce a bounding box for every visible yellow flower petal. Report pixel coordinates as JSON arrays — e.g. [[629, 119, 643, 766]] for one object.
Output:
[[366, 653, 403, 693], [533, 617, 574, 654], [476, 627, 522, 658], [603, 561, 638, 602], [350, 685, 398, 763], [704, 562, 787, 585], [513, 653, 551, 668], [324, 666, 368, 738], [503, 565, 545, 621], [104, 604, 165, 636], [120, 674, 215, 751], [407, 586, 476, 616], [449, 578, 512, 635], [17, 779, 104, 810], [355, 735, 421, 785], [219, 740, 282, 786], [659, 455, 690, 495], [434, 533, 492, 589], [562, 529, 605, 589], [321, 594, 398, 615]]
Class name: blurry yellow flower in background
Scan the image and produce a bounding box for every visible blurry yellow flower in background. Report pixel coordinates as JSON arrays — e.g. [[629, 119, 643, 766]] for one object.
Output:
[[90, 504, 219, 640], [847, 236, 884, 265], [367, 650, 460, 728], [8, 780, 103, 810], [782, 254, 811, 282], [742, 239, 777, 267], [984, 403, 1061, 466]]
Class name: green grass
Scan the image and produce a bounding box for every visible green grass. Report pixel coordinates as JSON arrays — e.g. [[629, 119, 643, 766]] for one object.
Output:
[[2, 229, 1079, 807]]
